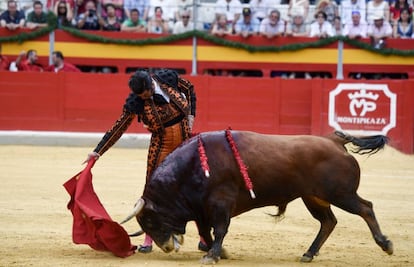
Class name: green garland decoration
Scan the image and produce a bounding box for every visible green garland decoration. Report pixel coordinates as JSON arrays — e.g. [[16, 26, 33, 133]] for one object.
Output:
[[2, 13, 414, 57]]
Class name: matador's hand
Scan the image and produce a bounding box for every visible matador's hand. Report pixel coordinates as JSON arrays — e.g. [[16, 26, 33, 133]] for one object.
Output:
[[82, 152, 100, 164]]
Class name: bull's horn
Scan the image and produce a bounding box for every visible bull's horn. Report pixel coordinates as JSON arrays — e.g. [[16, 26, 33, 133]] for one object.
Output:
[[120, 198, 145, 224]]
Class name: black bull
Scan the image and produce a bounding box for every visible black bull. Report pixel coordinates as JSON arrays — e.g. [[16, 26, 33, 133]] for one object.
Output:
[[124, 130, 393, 264]]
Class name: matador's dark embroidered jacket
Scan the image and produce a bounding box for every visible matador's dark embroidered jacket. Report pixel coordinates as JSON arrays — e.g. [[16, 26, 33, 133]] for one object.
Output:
[[93, 69, 196, 179]]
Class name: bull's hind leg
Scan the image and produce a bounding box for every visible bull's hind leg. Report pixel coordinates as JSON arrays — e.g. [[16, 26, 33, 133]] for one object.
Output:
[[332, 194, 393, 255], [301, 196, 338, 262]]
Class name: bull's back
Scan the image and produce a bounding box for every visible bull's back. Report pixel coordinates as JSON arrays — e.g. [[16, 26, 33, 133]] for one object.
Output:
[[204, 131, 360, 214]]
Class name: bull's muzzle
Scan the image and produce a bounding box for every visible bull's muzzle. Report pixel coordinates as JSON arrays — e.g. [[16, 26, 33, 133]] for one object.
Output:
[[160, 234, 184, 253]]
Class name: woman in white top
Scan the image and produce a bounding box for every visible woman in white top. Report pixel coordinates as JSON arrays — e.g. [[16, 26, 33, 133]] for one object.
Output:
[[309, 11, 334, 38]]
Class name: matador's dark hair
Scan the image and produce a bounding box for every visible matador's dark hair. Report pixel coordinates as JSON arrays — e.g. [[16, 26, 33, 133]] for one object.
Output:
[[128, 70, 152, 95]]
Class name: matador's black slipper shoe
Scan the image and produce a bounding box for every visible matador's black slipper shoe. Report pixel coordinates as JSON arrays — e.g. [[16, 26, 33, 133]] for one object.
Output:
[[198, 241, 209, 252], [138, 245, 153, 253]]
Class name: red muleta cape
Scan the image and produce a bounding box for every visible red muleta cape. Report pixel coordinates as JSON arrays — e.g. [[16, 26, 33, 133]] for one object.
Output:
[[63, 158, 137, 257]]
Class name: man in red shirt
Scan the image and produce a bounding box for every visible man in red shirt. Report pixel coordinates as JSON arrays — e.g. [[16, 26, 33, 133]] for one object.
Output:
[[15, 50, 44, 71], [46, 51, 81, 72]]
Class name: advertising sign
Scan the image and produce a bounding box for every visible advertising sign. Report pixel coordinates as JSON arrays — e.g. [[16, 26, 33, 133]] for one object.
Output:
[[329, 83, 396, 135]]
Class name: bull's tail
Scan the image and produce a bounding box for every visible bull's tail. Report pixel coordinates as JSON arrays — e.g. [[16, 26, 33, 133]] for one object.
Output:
[[331, 131, 389, 155]]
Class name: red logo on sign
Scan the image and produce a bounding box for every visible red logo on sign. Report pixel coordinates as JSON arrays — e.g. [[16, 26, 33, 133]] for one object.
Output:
[[329, 83, 396, 135]]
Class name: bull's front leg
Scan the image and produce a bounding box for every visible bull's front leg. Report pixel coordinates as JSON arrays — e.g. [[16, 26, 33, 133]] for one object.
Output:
[[200, 207, 231, 264]]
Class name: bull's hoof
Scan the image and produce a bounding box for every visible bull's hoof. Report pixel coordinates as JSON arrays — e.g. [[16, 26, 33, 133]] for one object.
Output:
[[300, 253, 314, 263], [200, 255, 219, 265], [384, 240, 393, 255]]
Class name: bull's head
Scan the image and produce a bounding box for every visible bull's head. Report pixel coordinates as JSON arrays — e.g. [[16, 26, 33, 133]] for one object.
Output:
[[121, 198, 185, 253]]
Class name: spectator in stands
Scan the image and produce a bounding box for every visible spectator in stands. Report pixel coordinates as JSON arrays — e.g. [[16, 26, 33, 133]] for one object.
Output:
[[147, 6, 169, 33], [47, 0, 75, 12], [46, 51, 81, 72], [173, 0, 193, 19], [211, 13, 232, 36], [342, 10, 367, 39], [101, 0, 125, 22], [259, 9, 285, 38], [74, 0, 95, 16], [367, 0, 390, 25], [25, 1, 48, 29], [250, 0, 274, 22], [172, 8, 193, 34], [390, 0, 413, 24], [285, 9, 308, 36], [215, 0, 243, 33], [54, 0, 73, 28], [341, 0, 366, 26], [367, 14, 392, 49], [392, 7, 413, 38], [148, 0, 174, 28], [76, 0, 104, 30], [333, 15, 342, 35], [19, 0, 40, 17], [309, 11, 334, 38], [124, 0, 149, 21], [315, 0, 338, 25], [0, 43, 11, 71], [120, 8, 146, 32], [235, 7, 260, 38], [15, 49, 44, 71], [102, 3, 122, 31], [0, 0, 25, 30], [288, 0, 309, 24]]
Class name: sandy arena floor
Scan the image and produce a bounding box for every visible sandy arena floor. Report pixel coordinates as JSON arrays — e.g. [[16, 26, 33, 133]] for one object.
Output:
[[0, 144, 413, 267]]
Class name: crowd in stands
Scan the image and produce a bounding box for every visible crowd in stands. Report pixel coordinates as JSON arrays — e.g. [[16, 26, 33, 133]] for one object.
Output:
[[1, 0, 413, 77], [1, 0, 412, 37]]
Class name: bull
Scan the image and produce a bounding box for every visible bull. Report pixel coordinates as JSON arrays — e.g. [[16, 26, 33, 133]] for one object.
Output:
[[122, 130, 393, 264]]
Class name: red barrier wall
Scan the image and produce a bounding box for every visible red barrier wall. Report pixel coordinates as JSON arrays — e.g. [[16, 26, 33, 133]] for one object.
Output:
[[0, 72, 413, 153]]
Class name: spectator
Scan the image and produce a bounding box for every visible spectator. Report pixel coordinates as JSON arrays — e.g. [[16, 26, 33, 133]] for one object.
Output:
[[47, 0, 75, 12], [124, 0, 149, 21], [120, 8, 146, 32], [390, 0, 413, 23], [259, 9, 285, 38], [102, 3, 122, 31], [315, 0, 338, 25], [341, 0, 366, 26], [76, 0, 104, 30], [343, 10, 368, 39], [0, 0, 25, 30], [15, 49, 44, 71], [392, 7, 413, 38], [250, 0, 274, 22], [148, 0, 174, 28], [101, 0, 125, 21], [285, 9, 308, 36], [215, 0, 243, 33], [211, 13, 232, 36], [367, 14, 392, 49], [288, 0, 309, 24], [26, 0, 48, 29], [173, 0, 193, 23], [54, 0, 73, 28], [367, 0, 390, 25], [147, 6, 169, 33], [172, 8, 193, 34], [46, 51, 80, 72], [235, 7, 260, 38], [333, 15, 342, 35], [0, 43, 11, 71], [309, 11, 334, 38]]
